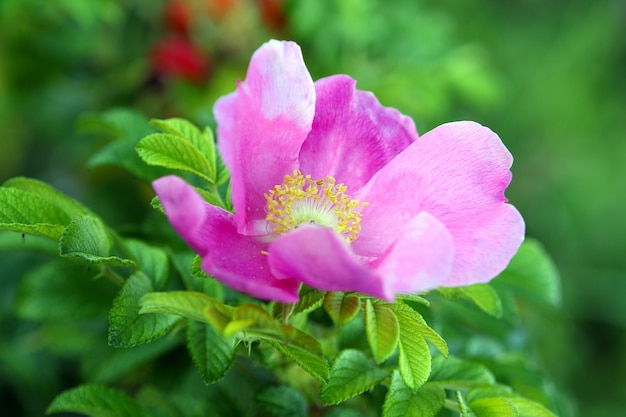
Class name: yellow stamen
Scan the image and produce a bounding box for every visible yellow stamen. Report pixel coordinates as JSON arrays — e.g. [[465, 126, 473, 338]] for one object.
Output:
[[264, 170, 366, 242]]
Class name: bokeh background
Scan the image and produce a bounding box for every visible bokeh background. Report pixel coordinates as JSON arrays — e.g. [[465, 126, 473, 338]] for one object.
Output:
[[1, 0, 624, 416]]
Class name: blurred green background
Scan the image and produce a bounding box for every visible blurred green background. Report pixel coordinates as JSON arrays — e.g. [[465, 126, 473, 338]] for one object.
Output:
[[1, 0, 624, 416]]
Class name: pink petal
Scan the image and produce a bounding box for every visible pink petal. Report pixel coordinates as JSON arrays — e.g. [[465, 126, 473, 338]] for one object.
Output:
[[267, 225, 389, 300], [354, 121, 525, 286], [153, 175, 300, 302], [298, 75, 418, 192], [214, 40, 316, 235], [372, 212, 455, 296]]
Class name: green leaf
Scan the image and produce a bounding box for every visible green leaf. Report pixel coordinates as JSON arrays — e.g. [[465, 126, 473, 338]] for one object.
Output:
[[83, 109, 165, 181], [139, 291, 226, 324], [437, 283, 503, 318], [495, 239, 561, 307], [364, 300, 399, 363], [292, 285, 326, 315], [256, 385, 308, 417], [4, 176, 94, 218], [190, 254, 209, 279], [150, 118, 216, 171], [124, 239, 169, 290], [508, 398, 557, 417], [46, 384, 150, 417], [109, 272, 181, 347], [390, 304, 444, 390], [136, 133, 215, 185], [186, 320, 235, 384], [430, 355, 495, 390], [59, 215, 135, 266], [15, 261, 116, 321], [323, 292, 361, 325], [458, 284, 503, 318], [320, 349, 389, 405], [0, 187, 71, 239], [469, 397, 519, 417], [466, 386, 514, 403], [397, 321, 431, 391], [230, 304, 285, 339], [269, 328, 330, 382], [382, 372, 445, 417]]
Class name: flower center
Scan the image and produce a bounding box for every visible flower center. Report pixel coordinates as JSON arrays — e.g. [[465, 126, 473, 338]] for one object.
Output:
[[264, 170, 367, 242]]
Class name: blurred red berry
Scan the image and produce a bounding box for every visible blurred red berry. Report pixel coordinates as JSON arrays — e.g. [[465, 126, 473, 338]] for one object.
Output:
[[151, 35, 211, 83], [165, 0, 192, 33], [257, 0, 286, 32]]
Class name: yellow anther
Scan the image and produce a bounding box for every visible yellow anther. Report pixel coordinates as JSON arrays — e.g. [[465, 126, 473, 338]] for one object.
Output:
[[264, 170, 366, 242]]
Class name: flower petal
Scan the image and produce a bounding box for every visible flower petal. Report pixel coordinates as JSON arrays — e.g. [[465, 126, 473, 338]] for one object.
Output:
[[267, 225, 389, 300], [153, 175, 300, 302], [372, 212, 454, 296], [214, 40, 316, 235], [354, 121, 524, 286], [298, 75, 418, 192]]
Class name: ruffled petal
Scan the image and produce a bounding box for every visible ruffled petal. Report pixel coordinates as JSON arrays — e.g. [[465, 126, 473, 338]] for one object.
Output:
[[214, 40, 316, 235], [298, 75, 418, 192], [372, 212, 454, 296], [153, 175, 300, 302], [354, 121, 524, 286], [267, 225, 389, 300]]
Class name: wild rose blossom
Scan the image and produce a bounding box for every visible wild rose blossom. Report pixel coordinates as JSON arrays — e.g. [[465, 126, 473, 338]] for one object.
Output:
[[153, 40, 524, 303]]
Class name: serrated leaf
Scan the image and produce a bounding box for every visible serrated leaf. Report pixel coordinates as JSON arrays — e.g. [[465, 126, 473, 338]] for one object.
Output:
[[186, 320, 235, 384], [136, 133, 215, 185], [293, 285, 326, 315], [139, 291, 226, 323], [396, 293, 431, 306], [124, 239, 169, 290], [256, 385, 308, 417], [495, 239, 561, 307], [150, 118, 217, 175], [392, 304, 448, 357], [46, 384, 150, 417], [320, 349, 389, 405], [508, 398, 557, 417], [0, 187, 71, 239], [365, 300, 399, 363], [457, 284, 503, 318], [469, 397, 519, 417], [15, 261, 115, 321], [430, 355, 495, 390], [108, 272, 181, 347], [272, 286, 326, 320], [382, 372, 445, 417], [190, 254, 209, 279], [59, 216, 135, 266], [323, 292, 361, 325], [397, 323, 431, 391], [4, 177, 94, 218], [269, 328, 329, 381]]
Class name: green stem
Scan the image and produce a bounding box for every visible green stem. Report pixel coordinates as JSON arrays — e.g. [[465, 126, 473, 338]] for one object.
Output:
[[444, 399, 461, 413], [102, 266, 125, 287], [282, 303, 295, 324]]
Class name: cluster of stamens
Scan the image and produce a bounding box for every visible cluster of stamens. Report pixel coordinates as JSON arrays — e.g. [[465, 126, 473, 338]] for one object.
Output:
[[264, 170, 367, 242]]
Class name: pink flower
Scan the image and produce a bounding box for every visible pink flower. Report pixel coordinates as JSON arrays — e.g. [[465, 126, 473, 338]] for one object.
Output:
[[153, 40, 524, 303]]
